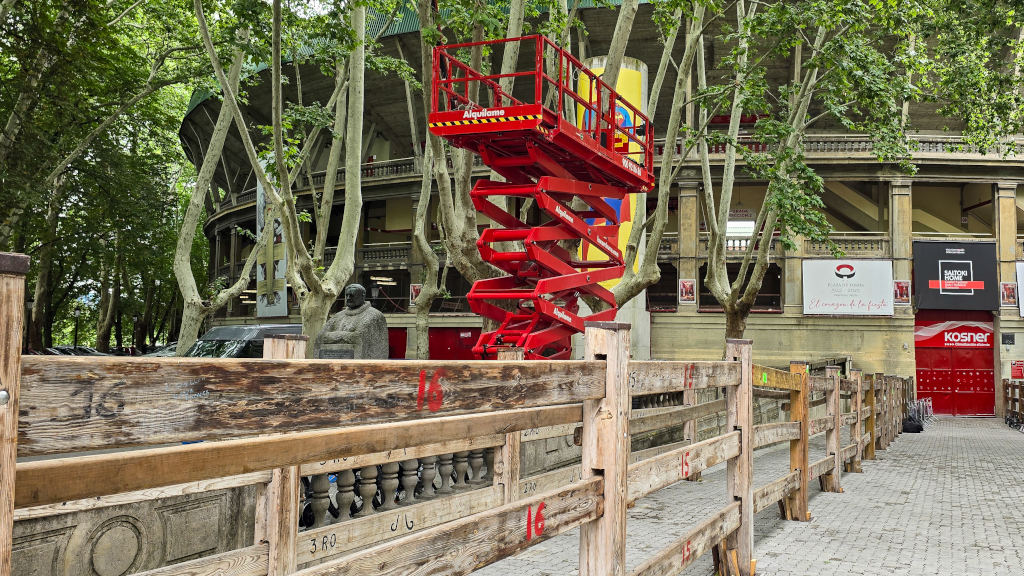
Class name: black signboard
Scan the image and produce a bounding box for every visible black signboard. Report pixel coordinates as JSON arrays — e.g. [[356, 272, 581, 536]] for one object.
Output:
[[913, 241, 998, 310]]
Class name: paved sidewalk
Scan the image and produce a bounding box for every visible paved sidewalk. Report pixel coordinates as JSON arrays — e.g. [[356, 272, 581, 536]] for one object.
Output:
[[474, 417, 1024, 576]]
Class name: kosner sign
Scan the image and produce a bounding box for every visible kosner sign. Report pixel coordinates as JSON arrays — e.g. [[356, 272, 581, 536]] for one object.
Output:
[[914, 320, 993, 349], [802, 259, 894, 316]]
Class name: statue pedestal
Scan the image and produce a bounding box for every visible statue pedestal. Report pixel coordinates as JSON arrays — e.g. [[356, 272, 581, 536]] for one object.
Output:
[[318, 343, 355, 360]]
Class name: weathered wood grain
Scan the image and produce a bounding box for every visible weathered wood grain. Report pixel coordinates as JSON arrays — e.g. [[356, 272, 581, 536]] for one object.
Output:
[[626, 432, 740, 504], [299, 435, 504, 476], [808, 456, 834, 480], [628, 502, 740, 576], [808, 416, 833, 436], [753, 422, 800, 449], [291, 478, 603, 576], [298, 485, 503, 565], [15, 404, 581, 508], [628, 399, 727, 436], [824, 367, 843, 493], [840, 412, 857, 426], [0, 263, 28, 576], [809, 375, 834, 392], [580, 324, 630, 576], [752, 387, 790, 400], [133, 544, 269, 576], [753, 471, 800, 514], [787, 362, 810, 522], [627, 360, 741, 396], [14, 471, 271, 520], [520, 422, 578, 442], [725, 339, 754, 576], [840, 443, 858, 461], [860, 406, 871, 419], [519, 465, 583, 500], [839, 379, 858, 393], [17, 356, 604, 456], [751, 365, 803, 391]]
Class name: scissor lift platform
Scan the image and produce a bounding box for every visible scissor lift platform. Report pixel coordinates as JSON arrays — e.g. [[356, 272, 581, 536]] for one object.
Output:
[[428, 35, 653, 359]]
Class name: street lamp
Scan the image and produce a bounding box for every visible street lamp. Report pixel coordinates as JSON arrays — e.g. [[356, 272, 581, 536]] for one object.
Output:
[[73, 307, 81, 349]]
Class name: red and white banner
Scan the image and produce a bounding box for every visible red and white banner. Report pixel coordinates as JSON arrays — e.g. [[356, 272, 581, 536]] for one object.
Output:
[[913, 320, 993, 349]]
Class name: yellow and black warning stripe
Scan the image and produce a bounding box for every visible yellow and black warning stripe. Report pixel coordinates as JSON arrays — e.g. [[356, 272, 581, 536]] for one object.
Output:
[[429, 114, 541, 128]]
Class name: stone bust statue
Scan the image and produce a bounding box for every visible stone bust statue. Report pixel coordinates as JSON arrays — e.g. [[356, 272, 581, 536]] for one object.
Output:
[[316, 284, 389, 359]]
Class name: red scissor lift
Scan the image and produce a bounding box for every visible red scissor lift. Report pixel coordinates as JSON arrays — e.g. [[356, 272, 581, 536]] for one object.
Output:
[[429, 35, 654, 359]]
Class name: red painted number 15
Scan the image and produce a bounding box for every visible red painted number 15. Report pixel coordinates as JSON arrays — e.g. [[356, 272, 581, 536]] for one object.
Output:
[[681, 451, 691, 477], [417, 369, 445, 412]]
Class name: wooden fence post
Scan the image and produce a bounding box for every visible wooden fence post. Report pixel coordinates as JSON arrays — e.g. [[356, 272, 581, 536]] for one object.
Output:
[[874, 372, 885, 451], [0, 253, 29, 576], [579, 323, 630, 576], [785, 361, 809, 522], [724, 339, 754, 576], [846, 370, 863, 473], [260, 334, 308, 575], [495, 348, 524, 502], [821, 366, 842, 493], [865, 374, 877, 460]]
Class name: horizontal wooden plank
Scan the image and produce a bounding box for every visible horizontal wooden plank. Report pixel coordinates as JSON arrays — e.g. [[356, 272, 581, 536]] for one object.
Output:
[[861, 406, 872, 419], [809, 375, 835, 392], [520, 422, 578, 442], [628, 399, 727, 436], [299, 435, 504, 475], [628, 502, 741, 576], [14, 471, 271, 521], [627, 432, 740, 504], [628, 360, 741, 396], [292, 478, 603, 576], [810, 395, 828, 408], [839, 379, 859, 393], [753, 471, 800, 514], [18, 356, 604, 456], [298, 485, 503, 564], [752, 365, 803, 391], [840, 443, 858, 461], [519, 464, 584, 500], [134, 544, 268, 576], [16, 404, 581, 508], [840, 412, 857, 426], [809, 416, 833, 436], [809, 456, 834, 480], [752, 387, 790, 400], [753, 422, 800, 449]]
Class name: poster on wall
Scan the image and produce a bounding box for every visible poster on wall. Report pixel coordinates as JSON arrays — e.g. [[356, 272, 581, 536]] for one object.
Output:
[[894, 281, 911, 305], [1012, 360, 1024, 379], [1001, 282, 1018, 307], [913, 241, 997, 310], [678, 279, 696, 304], [802, 259, 894, 316], [410, 283, 422, 305]]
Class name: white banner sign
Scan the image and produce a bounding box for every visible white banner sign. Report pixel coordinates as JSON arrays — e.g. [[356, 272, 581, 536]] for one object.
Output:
[[803, 259, 894, 316]]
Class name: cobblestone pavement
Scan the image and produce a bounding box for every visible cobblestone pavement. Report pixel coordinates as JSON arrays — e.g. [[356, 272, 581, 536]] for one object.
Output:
[[473, 417, 1024, 576]]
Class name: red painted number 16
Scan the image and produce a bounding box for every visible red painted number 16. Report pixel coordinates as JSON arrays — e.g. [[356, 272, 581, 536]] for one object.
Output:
[[417, 369, 445, 412], [681, 540, 692, 565], [681, 451, 691, 477], [526, 502, 546, 540]]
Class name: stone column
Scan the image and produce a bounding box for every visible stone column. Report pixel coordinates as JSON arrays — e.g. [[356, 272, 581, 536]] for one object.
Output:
[[783, 233, 804, 314], [889, 180, 913, 318], [994, 181, 1019, 418], [677, 182, 700, 291]]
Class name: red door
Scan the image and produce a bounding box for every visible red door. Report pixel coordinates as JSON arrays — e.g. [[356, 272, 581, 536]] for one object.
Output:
[[914, 310, 994, 416], [428, 327, 483, 360]]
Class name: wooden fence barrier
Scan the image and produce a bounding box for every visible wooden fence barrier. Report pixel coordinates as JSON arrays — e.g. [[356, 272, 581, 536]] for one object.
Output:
[[1005, 380, 1023, 427], [0, 253, 914, 576]]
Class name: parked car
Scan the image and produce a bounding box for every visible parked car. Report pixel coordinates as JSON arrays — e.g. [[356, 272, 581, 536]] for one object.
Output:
[[185, 324, 303, 358], [53, 345, 109, 356], [144, 342, 178, 357]]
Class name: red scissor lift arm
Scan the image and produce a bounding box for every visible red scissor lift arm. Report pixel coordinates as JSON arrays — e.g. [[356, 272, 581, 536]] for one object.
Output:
[[429, 35, 654, 359]]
